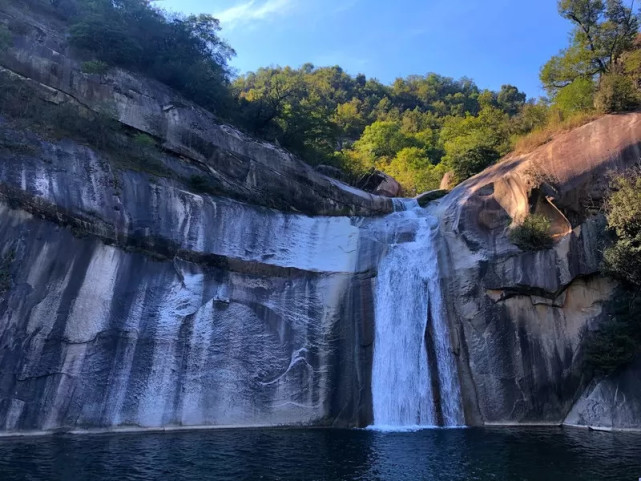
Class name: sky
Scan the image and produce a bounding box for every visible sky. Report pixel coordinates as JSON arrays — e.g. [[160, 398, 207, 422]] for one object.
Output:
[[158, 0, 572, 99]]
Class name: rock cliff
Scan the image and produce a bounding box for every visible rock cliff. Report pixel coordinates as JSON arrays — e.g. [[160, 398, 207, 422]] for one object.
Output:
[[435, 113, 641, 430], [0, 2, 394, 433], [0, 1, 640, 434], [0, 3, 391, 218]]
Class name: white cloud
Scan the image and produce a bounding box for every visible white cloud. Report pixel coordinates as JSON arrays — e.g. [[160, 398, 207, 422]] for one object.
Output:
[[214, 0, 294, 29], [333, 0, 359, 14]]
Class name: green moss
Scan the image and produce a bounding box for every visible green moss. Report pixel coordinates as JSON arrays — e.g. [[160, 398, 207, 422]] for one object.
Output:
[[81, 60, 109, 75], [0, 23, 12, 52]]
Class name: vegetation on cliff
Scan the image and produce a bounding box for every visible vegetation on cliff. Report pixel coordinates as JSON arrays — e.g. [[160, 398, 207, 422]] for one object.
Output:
[[517, 0, 641, 153], [508, 214, 554, 251], [603, 170, 641, 287], [585, 169, 641, 377], [19, 0, 235, 114], [232, 67, 529, 192], [2, 0, 640, 196]]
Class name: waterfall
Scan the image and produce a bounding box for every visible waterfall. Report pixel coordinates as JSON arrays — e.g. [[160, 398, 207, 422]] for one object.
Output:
[[370, 202, 464, 429]]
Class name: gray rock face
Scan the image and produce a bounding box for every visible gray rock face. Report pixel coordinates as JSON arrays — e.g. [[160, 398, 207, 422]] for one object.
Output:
[[0, 125, 391, 431], [0, 3, 391, 217], [433, 113, 641, 428], [565, 358, 641, 430], [0, 3, 394, 434], [0, 208, 376, 430], [2, 1, 641, 435]]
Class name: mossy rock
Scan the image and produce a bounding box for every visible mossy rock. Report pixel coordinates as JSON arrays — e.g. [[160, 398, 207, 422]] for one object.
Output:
[[416, 189, 449, 207]]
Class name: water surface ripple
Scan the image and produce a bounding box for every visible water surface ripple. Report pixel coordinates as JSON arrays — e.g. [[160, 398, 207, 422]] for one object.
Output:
[[0, 427, 639, 480]]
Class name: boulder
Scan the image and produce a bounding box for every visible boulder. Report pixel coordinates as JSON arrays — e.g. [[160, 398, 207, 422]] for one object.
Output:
[[357, 170, 402, 197], [416, 189, 448, 207]]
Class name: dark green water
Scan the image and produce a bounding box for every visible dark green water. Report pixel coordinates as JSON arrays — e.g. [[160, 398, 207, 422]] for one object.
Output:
[[0, 427, 639, 480]]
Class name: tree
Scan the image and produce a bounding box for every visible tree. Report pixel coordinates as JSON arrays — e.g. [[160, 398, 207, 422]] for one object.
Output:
[[449, 145, 502, 181], [509, 100, 550, 135], [584, 168, 641, 378], [554, 77, 596, 112], [497, 84, 527, 116], [385, 148, 446, 194], [594, 72, 640, 111], [333, 99, 365, 149], [233, 67, 531, 187], [541, 0, 640, 96], [353, 121, 416, 161], [67, 0, 234, 115]]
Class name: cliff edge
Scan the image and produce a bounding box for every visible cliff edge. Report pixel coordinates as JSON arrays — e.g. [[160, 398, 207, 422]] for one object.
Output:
[[434, 112, 641, 430]]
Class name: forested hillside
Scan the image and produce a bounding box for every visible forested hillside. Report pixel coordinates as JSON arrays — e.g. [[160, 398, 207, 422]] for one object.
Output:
[[2, 0, 641, 194]]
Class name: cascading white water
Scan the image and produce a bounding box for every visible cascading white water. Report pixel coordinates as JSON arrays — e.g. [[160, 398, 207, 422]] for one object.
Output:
[[370, 200, 464, 429]]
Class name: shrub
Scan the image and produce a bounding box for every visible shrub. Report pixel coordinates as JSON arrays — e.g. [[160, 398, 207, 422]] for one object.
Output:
[[512, 110, 600, 154], [450, 145, 501, 181], [188, 174, 220, 196], [603, 171, 641, 287], [132, 132, 155, 148], [584, 170, 641, 378], [81, 60, 109, 75], [66, 1, 234, 116], [509, 214, 553, 251], [604, 240, 641, 287], [554, 78, 595, 114], [605, 174, 641, 240], [594, 74, 640, 113], [584, 292, 641, 377]]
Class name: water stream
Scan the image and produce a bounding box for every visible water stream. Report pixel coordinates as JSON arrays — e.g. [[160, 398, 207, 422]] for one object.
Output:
[[370, 200, 463, 429]]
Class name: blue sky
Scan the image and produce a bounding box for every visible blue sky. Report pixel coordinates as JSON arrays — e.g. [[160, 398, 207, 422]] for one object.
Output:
[[159, 0, 571, 98]]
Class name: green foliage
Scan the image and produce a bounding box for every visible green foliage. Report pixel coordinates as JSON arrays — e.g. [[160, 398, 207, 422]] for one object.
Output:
[[81, 60, 109, 75], [66, 0, 234, 115], [604, 240, 641, 286], [448, 145, 501, 181], [354, 121, 416, 160], [584, 292, 641, 377], [594, 73, 640, 112], [132, 133, 156, 148], [509, 214, 554, 250], [497, 84, 527, 116], [606, 174, 641, 239], [509, 101, 551, 136], [554, 77, 595, 113], [233, 66, 530, 189], [384, 147, 446, 194], [0, 23, 11, 52], [542, 0, 640, 96], [603, 172, 641, 286], [440, 106, 512, 180], [130, 132, 157, 162], [584, 171, 641, 378]]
